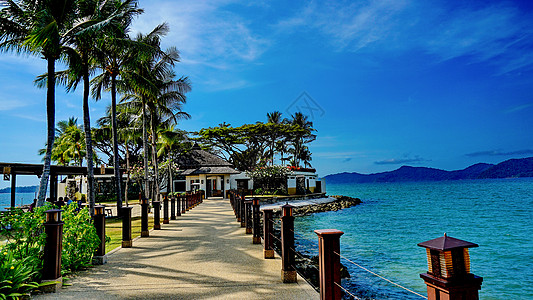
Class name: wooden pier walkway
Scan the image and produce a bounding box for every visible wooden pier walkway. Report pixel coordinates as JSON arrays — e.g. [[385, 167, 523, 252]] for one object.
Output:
[[35, 198, 318, 299]]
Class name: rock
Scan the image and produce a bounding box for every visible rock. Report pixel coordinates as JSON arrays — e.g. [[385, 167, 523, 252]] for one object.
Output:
[[292, 195, 362, 217]]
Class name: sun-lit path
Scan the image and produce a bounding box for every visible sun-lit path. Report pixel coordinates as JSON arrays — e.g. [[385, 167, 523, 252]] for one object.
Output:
[[34, 198, 318, 299]]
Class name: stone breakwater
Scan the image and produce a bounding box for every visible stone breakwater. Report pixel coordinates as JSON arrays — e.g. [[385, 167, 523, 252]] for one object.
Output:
[[292, 195, 362, 217]]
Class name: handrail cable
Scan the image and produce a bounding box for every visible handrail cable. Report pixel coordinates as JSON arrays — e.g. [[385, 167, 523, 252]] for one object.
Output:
[[289, 247, 319, 272], [334, 281, 360, 300], [333, 251, 427, 299]]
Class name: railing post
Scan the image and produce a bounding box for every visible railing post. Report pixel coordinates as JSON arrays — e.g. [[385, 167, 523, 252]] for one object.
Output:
[[281, 203, 297, 283], [141, 197, 149, 237], [163, 195, 169, 224], [153, 200, 161, 230], [42, 209, 63, 292], [263, 209, 274, 259], [240, 195, 246, 227], [235, 193, 241, 222], [170, 194, 176, 220], [418, 235, 483, 300], [315, 229, 344, 300], [244, 200, 253, 234], [252, 198, 261, 244], [176, 195, 181, 216], [92, 205, 107, 265], [121, 206, 133, 248], [182, 195, 187, 213]]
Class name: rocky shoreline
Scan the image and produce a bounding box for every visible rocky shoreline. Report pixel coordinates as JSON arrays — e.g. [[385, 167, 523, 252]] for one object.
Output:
[[292, 195, 362, 217]]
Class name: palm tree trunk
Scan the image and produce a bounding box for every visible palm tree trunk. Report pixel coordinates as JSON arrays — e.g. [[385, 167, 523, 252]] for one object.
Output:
[[168, 154, 173, 194], [125, 144, 130, 206], [150, 111, 160, 201], [142, 101, 150, 199], [82, 53, 96, 216], [111, 75, 123, 211], [37, 58, 56, 207]]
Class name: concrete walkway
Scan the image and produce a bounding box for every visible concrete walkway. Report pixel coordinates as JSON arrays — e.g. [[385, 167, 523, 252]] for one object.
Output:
[[35, 198, 318, 299]]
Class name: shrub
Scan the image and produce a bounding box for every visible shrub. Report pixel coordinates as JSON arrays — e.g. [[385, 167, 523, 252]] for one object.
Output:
[[254, 188, 264, 195], [61, 204, 100, 274], [0, 250, 39, 299]]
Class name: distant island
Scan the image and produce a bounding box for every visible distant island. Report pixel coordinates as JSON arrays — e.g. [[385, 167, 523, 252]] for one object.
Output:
[[0, 185, 38, 194], [325, 157, 533, 183]]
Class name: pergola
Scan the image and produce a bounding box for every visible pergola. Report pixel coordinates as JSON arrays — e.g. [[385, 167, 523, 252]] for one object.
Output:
[[1, 162, 118, 208]]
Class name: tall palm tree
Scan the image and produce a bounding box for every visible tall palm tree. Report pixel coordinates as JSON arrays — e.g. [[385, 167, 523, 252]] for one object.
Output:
[[35, 0, 140, 214], [266, 111, 283, 165], [121, 24, 190, 201], [289, 112, 316, 168], [91, 1, 143, 211], [0, 0, 84, 206]]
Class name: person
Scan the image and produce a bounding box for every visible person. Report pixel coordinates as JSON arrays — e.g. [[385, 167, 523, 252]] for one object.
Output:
[[28, 199, 37, 212], [66, 197, 73, 206], [56, 197, 65, 207]]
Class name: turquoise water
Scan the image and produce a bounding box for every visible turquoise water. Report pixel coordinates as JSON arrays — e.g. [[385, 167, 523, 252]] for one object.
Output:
[[0, 192, 37, 210], [294, 178, 533, 299]]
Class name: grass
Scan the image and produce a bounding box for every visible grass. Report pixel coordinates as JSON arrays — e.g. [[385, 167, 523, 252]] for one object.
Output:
[[105, 216, 154, 253]]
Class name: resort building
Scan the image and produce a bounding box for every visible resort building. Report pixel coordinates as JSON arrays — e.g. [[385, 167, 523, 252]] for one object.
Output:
[[175, 144, 240, 197]]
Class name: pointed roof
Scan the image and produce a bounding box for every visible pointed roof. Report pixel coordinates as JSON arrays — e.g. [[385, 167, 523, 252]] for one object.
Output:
[[417, 234, 478, 251], [177, 143, 233, 169], [176, 143, 239, 175]]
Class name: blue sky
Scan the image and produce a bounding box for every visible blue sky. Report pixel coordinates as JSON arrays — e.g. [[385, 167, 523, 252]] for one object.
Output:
[[1, 0, 533, 187]]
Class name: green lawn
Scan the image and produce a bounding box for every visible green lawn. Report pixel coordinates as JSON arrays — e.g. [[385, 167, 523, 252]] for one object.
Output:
[[105, 216, 154, 253]]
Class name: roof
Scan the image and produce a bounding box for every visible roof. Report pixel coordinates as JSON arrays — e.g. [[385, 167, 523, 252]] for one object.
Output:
[[417, 234, 478, 251], [180, 166, 240, 175], [176, 143, 234, 169], [0, 162, 120, 176]]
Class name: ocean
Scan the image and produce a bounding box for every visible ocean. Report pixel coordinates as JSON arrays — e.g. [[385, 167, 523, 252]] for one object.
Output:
[[294, 178, 533, 299], [0, 192, 37, 210]]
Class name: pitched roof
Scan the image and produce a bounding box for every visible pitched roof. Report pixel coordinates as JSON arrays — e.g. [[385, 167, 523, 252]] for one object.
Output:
[[176, 144, 233, 169], [180, 166, 240, 175], [417, 234, 478, 251]]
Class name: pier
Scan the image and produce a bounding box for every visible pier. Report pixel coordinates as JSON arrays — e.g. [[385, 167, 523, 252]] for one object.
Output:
[[34, 198, 318, 299]]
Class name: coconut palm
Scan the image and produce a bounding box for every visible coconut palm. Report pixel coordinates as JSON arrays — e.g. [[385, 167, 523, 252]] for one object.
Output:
[[121, 24, 191, 201], [34, 0, 141, 214], [0, 0, 88, 206], [91, 2, 144, 211], [289, 112, 316, 168]]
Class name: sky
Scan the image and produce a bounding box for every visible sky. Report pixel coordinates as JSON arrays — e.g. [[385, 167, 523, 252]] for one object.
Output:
[[1, 0, 533, 187]]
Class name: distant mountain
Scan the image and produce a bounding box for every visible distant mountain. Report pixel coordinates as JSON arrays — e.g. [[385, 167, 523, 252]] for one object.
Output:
[[325, 157, 533, 183], [0, 185, 38, 194]]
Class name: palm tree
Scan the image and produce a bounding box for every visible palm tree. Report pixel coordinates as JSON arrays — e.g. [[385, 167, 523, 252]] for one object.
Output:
[[289, 112, 316, 168], [157, 125, 187, 195], [121, 24, 191, 201], [266, 111, 283, 165], [0, 0, 86, 206], [91, 2, 143, 211]]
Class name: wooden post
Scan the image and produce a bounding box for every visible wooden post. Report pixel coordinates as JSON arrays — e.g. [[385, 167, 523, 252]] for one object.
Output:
[[252, 198, 261, 244], [163, 195, 169, 224], [42, 209, 63, 292], [170, 195, 176, 220], [315, 229, 344, 300], [235, 193, 241, 222], [418, 234, 483, 300], [177, 195, 182, 216], [244, 200, 253, 234], [92, 205, 107, 265], [10, 172, 16, 208], [281, 204, 297, 283], [121, 206, 133, 248], [181, 196, 186, 213], [153, 201, 161, 230], [240, 196, 246, 227], [263, 209, 274, 258], [141, 197, 149, 237]]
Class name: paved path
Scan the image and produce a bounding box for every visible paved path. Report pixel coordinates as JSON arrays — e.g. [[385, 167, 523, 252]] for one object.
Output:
[[35, 198, 318, 299]]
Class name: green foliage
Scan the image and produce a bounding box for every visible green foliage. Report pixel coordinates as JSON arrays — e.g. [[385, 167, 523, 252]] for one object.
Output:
[[247, 165, 289, 193], [0, 206, 49, 299], [61, 205, 100, 274], [0, 250, 39, 300], [254, 188, 264, 195], [0, 207, 48, 276]]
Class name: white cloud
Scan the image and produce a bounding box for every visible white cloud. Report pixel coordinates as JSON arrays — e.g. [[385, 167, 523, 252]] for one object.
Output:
[[131, 1, 269, 69], [275, 1, 533, 73], [0, 99, 27, 111]]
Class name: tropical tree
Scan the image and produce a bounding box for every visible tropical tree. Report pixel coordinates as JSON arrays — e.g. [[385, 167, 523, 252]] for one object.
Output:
[[121, 23, 191, 201], [91, 1, 143, 211], [0, 0, 85, 206], [288, 112, 316, 168]]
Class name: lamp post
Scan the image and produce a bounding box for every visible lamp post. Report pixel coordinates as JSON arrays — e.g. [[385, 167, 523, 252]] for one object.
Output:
[[42, 209, 63, 292]]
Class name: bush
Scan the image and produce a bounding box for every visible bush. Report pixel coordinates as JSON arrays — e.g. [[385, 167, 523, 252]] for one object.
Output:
[[254, 188, 264, 195], [61, 204, 100, 274], [0, 250, 39, 299]]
